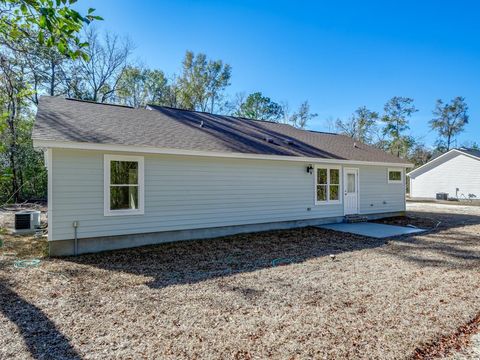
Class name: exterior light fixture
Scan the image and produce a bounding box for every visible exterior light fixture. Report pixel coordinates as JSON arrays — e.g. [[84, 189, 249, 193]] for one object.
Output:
[[306, 165, 313, 174]]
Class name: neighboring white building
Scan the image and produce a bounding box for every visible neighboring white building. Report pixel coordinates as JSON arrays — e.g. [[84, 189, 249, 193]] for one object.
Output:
[[408, 148, 480, 200], [33, 97, 411, 256]]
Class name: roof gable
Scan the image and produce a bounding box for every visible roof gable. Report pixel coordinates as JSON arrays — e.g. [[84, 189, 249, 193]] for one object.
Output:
[[33, 96, 410, 165], [407, 148, 480, 177]]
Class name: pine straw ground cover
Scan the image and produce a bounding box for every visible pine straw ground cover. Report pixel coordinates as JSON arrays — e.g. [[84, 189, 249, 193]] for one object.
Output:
[[1, 210, 480, 359]]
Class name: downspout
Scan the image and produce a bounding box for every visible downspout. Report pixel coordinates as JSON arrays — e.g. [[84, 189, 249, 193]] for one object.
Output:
[[73, 221, 79, 256]]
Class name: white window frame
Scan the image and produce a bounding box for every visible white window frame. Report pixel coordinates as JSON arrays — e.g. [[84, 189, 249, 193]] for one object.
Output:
[[387, 168, 403, 184], [314, 165, 342, 205], [104, 154, 145, 216]]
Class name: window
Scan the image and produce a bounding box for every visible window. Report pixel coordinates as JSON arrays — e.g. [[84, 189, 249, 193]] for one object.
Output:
[[104, 155, 144, 216], [388, 168, 403, 184], [347, 173, 356, 193], [315, 166, 341, 204]]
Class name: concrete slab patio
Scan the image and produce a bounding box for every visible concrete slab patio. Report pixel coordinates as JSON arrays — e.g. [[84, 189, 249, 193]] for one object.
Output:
[[318, 222, 425, 238]]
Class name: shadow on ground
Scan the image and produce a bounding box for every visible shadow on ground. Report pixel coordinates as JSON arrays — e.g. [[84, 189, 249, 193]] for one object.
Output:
[[382, 229, 480, 270], [378, 211, 480, 270], [67, 227, 387, 289], [0, 281, 81, 360], [64, 211, 480, 289]]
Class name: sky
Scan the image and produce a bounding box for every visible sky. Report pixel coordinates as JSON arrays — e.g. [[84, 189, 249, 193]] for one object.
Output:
[[76, 0, 479, 148]]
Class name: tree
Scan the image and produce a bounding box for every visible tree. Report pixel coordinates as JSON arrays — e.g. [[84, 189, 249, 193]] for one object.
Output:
[[223, 92, 246, 115], [381, 96, 417, 157], [177, 51, 231, 112], [408, 143, 433, 168], [335, 106, 379, 143], [281, 101, 317, 129], [460, 141, 479, 151], [116, 66, 171, 108], [430, 97, 469, 152], [231, 93, 316, 128], [0, 51, 37, 202], [0, 0, 101, 203], [21, 42, 71, 104], [68, 28, 133, 102], [234, 92, 284, 121], [0, 0, 101, 59]]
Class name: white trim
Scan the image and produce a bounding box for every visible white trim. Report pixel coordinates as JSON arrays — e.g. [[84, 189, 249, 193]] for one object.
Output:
[[47, 148, 53, 241], [33, 139, 413, 168], [407, 149, 480, 177], [387, 168, 403, 184], [314, 165, 342, 205], [343, 167, 360, 215], [406, 176, 410, 210], [104, 154, 145, 216]]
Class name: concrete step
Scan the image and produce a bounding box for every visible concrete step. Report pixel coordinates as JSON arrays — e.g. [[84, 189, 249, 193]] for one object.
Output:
[[344, 215, 368, 223]]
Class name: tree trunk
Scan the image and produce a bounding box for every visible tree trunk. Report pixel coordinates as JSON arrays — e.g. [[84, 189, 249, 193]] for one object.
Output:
[[9, 149, 19, 202], [7, 108, 20, 202], [50, 60, 56, 96]]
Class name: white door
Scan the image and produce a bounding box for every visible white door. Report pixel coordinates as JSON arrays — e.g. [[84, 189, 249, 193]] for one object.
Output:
[[344, 168, 359, 215]]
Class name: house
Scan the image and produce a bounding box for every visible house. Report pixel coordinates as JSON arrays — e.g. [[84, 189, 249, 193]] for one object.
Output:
[[33, 96, 411, 256], [407, 147, 480, 200]]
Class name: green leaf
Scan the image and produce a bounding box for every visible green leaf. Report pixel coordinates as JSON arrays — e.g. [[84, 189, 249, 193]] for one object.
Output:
[[80, 51, 89, 61], [87, 15, 103, 21], [38, 14, 47, 27], [57, 41, 66, 54], [20, 4, 28, 15]]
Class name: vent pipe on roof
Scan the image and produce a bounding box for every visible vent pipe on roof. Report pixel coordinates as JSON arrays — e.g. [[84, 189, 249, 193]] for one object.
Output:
[[199, 120, 204, 128]]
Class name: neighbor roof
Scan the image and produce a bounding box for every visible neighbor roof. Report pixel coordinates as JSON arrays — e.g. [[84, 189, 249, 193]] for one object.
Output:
[[33, 96, 410, 165], [458, 147, 480, 159]]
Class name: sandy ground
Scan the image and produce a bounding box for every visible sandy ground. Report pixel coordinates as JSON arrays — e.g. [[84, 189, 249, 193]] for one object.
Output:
[[448, 333, 480, 359], [0, 202, 479, 359], [406, 203, 480, 359], [407, 202, 480, 217]]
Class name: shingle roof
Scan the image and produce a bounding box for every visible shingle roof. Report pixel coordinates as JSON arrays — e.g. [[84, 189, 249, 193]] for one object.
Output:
[[459, 147, 480, 159], [33, 96, 410, 165]]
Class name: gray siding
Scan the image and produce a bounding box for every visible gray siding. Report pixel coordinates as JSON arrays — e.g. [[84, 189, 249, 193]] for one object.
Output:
[[50, 149, 405, 241], [358, 165, 406, 214]]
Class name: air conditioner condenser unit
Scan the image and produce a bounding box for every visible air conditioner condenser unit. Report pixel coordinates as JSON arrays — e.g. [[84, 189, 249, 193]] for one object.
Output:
[[14, 210, 41, 231]]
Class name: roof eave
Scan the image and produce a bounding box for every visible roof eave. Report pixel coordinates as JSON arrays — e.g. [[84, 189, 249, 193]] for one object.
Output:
[[33, 138, 413, 167]]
